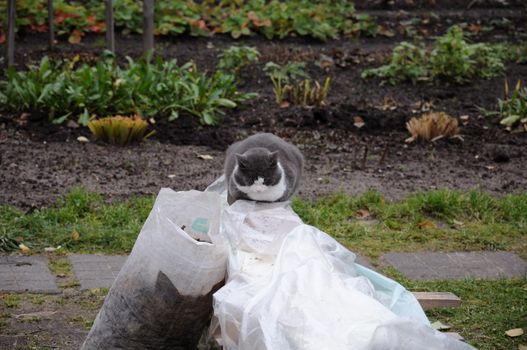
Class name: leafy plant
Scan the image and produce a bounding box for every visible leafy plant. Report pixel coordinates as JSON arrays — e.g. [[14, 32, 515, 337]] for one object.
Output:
[[0, 0, 378, 42], [283, 78, 331, 108], [361, 42, 428, 85], [264, 61, 308, 104], [406, 112, 461, 143], [0, 52, 255, 126], [362, 25, 506, 85], [87, 115, 155, 145], [482, 80, 527, 132], [217, 46, 260, 77]]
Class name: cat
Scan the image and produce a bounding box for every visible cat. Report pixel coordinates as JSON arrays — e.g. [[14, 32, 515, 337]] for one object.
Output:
[[224, 133, 303, 204]]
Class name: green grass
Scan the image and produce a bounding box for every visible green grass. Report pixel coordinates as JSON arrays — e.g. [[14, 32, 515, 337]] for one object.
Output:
[[0, 187, 154, 254], [404, 277, 526, 350], [293, 189, 527, 260], [1, 187, 525, 259]]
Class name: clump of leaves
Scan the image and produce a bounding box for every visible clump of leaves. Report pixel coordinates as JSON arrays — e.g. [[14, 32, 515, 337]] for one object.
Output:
[[87, 115, 155, 145], [0, 52, 255, 126], [283, 78, 331, 108], [362, 25, 505, 85], [264, 61, 307, 104], [217, 46, 260, 76], [361, 42, 428, 85], [0, 233, 19, 252], [483, 80, 527, 132], [406, 112, 461, 143]]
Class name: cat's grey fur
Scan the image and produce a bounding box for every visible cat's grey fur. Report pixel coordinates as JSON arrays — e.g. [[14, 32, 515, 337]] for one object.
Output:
[[224, 133, 303, 204]]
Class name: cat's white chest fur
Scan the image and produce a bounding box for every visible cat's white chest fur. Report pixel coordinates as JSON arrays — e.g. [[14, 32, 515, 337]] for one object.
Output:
[[234, 163, 286, 202]]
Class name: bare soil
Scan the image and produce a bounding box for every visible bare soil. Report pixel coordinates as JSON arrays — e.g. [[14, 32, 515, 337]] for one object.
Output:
[[2, 13, 526, 208]]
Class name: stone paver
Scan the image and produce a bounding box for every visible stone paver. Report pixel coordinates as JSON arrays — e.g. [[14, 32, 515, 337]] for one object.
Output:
[[381, 251, 527, 280], [68, 254, 127, 290], [0, 256, 60, 293]]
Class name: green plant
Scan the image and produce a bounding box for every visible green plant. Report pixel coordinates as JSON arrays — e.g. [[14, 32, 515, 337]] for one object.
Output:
[[429, 26, 504, 83], [0, 52, 255, 126], [482, 80, 527, 131], [362, 25, 506, 85], [264, 61, 308, 104], [217, 46, 260, 76], [0, 0, 378, 42], [361, 42, 428, 85], [284, 78, 331, 108], [87, 115, 155, 145]]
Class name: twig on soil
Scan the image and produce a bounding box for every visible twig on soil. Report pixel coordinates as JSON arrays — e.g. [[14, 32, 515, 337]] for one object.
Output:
[[361, 145, 368, 169], [378, 143, 389, 166]]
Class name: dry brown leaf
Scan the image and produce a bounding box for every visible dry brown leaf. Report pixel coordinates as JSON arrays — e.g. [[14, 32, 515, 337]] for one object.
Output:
[[417, 220, 436, 229], [518, 344, 527, 350], [505, 328, 524, 337], [19, 243, 30, 254], [14, 311, 57, 319], [356, 209, 371, 219], [197, 154, 214, 160], [71, 230, 80, 241], [353, 116, 365, 129], [279, 101, 290, 108], [378, 25, 395, 37]]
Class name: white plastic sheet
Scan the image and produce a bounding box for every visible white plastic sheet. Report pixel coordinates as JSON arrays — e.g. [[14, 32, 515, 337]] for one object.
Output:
[[209, 183, 475, 350]]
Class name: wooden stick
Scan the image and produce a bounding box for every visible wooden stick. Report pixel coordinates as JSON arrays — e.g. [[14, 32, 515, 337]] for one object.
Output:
[[105, 0, 115, 52], [47, 0, 54, 48], [361, 145, 368, 169], [413, 292, 461, 310], [378, 143, 389, 166], [6, 0, 16, 67], [143, 0, 154, 54]]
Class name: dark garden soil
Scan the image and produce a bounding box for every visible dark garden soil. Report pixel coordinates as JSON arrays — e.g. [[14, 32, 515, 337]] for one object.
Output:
[[1, 3, 526, 211]]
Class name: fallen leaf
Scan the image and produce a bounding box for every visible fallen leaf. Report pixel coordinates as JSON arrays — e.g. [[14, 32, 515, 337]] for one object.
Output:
[[68, 29, 84, 44], [452, 219, 464, 227], [505, 328, 524, 338], [71, 230, 80, 241], [378, 25, 395, 37], [15, 236, 24, 242], [518, 344, 527, 350], [197, 154, 213, 160], [353, 116, 365, 128], [467, 23, 483, 34], [14, 311, 57, 319], [19, 244, 30, 254], [279, 101, 290, 108], [77, 136, 89, 143], [66, 120, 79, 128], [417, 220, 436, 229], [356, 209, 371, 219], [431, 320, 451, 331]]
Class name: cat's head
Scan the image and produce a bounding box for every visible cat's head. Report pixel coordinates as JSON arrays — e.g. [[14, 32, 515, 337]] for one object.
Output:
[[234, 147, 281, 186]]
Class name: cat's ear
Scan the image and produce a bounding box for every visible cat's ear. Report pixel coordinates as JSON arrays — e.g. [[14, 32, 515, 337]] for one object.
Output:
[[269, 151, 279, 166], [235, 153, 248, 169]]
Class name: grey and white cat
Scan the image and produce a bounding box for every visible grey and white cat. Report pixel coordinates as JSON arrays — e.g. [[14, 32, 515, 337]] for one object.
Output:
[[224, 133, 303, 204]]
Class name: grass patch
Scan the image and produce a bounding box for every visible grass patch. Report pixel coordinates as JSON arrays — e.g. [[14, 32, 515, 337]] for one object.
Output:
[[293, 189, 527, 259], [0, 187, 154, 254], [412, 278, 526, 350], [1, 187, 525, 258]]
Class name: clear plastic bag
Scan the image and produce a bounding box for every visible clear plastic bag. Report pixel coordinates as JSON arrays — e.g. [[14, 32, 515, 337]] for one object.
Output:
[[82, 189, 227, 350], [211, 198, 475, 350]]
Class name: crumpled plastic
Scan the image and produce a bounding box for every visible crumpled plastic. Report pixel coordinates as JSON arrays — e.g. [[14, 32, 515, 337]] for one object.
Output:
[[207, 177, 475, 350]]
